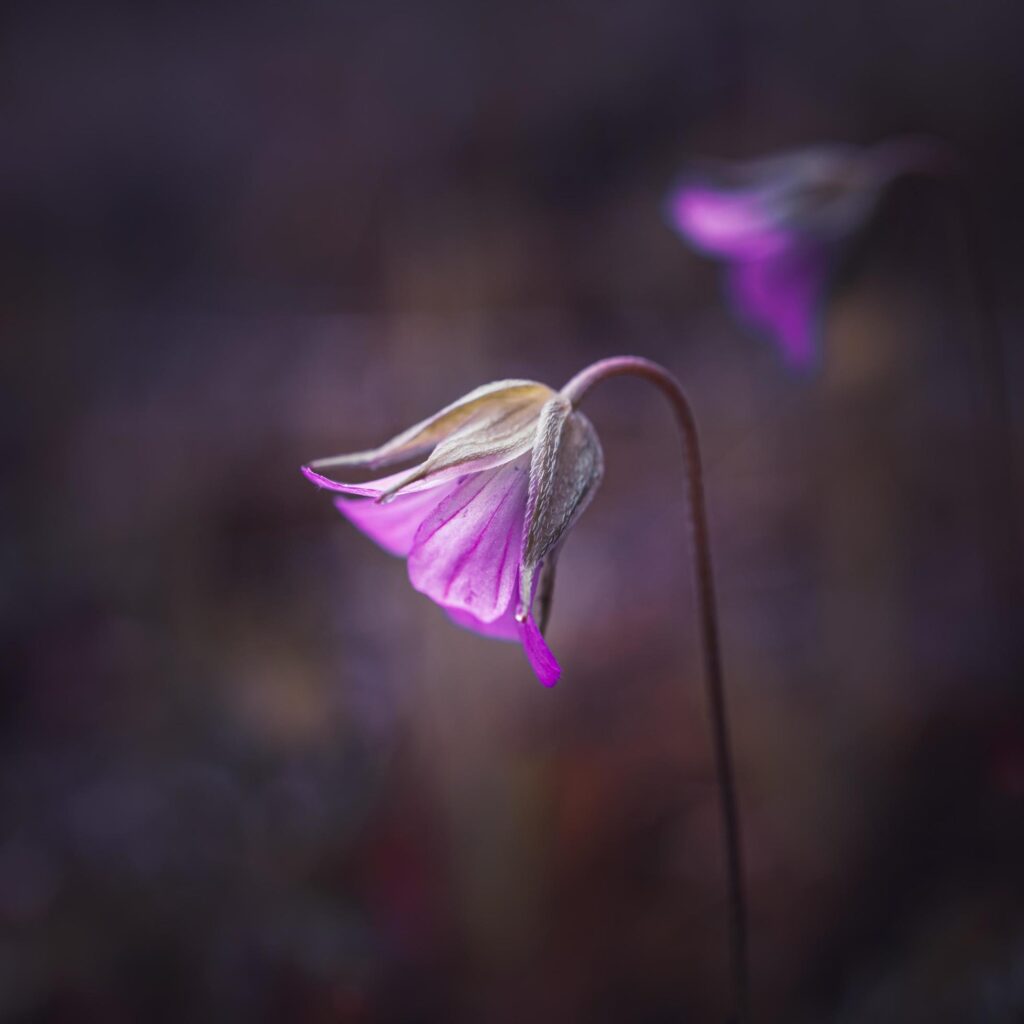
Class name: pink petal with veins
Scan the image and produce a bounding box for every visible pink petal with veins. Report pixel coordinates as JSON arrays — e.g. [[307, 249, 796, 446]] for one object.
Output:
[[304, 449, 563, 686], [408, 458, 529, 625], [334, 485, 458, 558]]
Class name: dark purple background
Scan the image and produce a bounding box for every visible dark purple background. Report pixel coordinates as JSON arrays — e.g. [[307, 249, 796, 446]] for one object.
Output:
[[3, 1, 1024, 1021]]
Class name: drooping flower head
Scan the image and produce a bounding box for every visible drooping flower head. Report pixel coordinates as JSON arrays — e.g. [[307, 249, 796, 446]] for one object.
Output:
[[666, 138, 947, 366], [302, 380, 603, 686]]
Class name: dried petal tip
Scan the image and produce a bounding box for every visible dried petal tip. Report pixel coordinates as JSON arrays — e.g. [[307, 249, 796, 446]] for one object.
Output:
[[378, 380, 556, 502], [302, 379, 556, 500]]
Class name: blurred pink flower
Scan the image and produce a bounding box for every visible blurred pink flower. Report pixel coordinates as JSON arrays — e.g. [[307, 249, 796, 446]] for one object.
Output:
[[303, 380, 603, 686], [666, 138, 946, 366]]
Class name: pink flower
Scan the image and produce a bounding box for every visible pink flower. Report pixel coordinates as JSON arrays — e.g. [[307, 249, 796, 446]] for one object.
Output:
[[666, 139, 947, 366], [302, 380, 604, 686]]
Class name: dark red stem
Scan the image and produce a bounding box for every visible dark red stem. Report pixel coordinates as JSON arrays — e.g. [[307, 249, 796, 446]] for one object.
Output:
[[562, 356, 751, 1024]]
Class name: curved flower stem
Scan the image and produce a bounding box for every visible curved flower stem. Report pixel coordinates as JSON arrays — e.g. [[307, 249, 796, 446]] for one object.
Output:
[[562, 356, 750, 1024]]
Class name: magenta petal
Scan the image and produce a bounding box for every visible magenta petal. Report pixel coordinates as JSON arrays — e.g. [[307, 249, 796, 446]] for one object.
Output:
[[306, 446, 566, 686], [407, 460, 529, 624], [517, 614, 561, 687], [446, 604, 521, 642], [335, 484, 456, 557], [668, 185, 790, 260], [302, 463, 455, 557], [728, 244, 828, 367], [447, 600, 561, 686]]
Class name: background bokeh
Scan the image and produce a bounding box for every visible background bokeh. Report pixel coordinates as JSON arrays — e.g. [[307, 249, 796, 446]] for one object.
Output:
[[3, 1, 1024, 1021]]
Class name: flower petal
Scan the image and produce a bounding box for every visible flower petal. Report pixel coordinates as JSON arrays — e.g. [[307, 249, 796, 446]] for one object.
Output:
[[446, 592, 561, 686], [518, 613, 561, 687], [728, 244, 829, 367], [306, 380, 553, 473], [334, 484, 457, 557], [408, 458, 530, 624], [302, 463, 456, 556], [445, 604, 520, 642], [667, 183, 790, 260]]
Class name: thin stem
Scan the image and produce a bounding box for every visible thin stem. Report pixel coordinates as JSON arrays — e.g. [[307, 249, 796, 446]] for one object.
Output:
[[562, 356, 750, 1024]]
